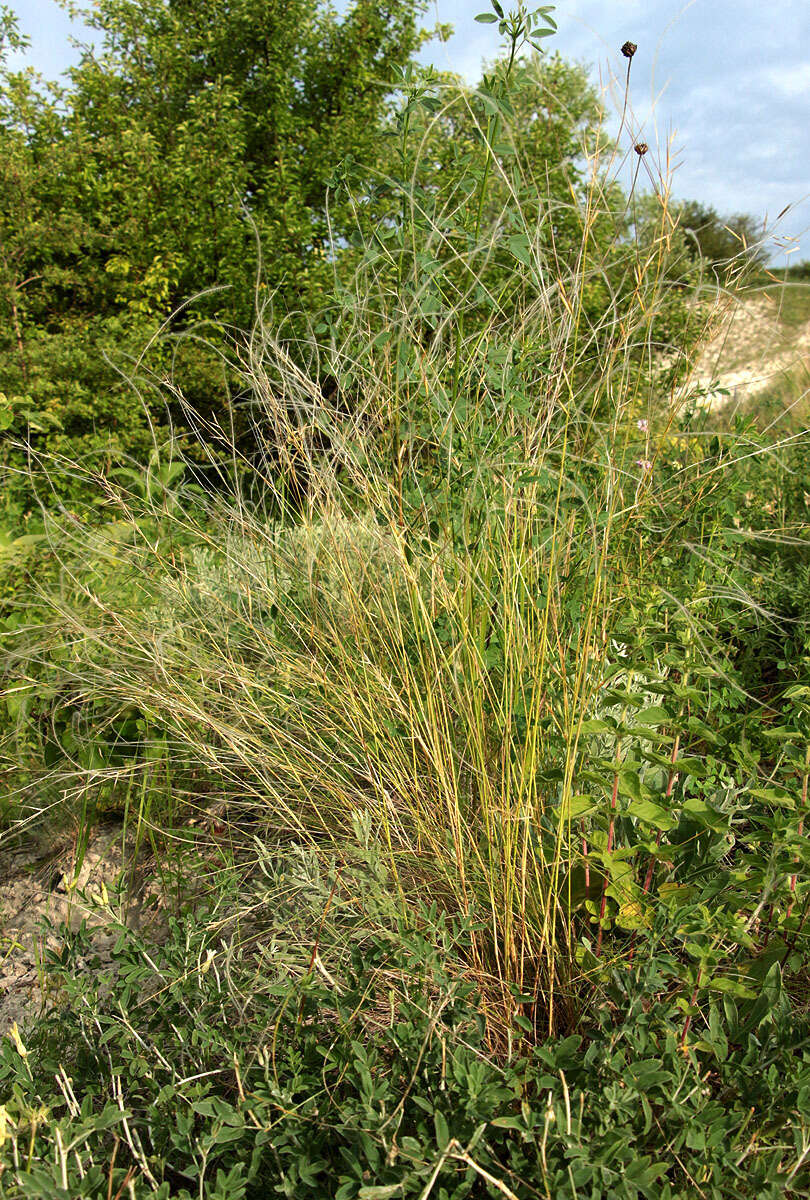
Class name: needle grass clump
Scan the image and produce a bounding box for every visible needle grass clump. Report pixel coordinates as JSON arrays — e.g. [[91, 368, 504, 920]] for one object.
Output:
[[2, 7, 808, 1067]]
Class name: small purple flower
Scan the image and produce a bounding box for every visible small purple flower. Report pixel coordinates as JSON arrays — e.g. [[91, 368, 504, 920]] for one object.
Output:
[[636, 418, 648, 432], [636, 458, 653, 472]]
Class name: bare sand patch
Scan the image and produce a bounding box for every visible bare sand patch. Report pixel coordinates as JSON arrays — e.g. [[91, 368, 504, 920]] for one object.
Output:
[[690, 292, 810, 409]]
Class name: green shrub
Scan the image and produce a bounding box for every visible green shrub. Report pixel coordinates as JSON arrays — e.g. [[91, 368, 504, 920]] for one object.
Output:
[[1, 849, 808, 1198]]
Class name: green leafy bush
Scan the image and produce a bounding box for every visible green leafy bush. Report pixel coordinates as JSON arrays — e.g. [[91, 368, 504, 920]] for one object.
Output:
[[1, 849, 808, 1198]]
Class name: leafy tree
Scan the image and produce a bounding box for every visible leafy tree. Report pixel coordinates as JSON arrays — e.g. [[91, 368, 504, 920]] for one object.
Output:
[[327, 37, 699, 449], [63, 0, 428, 326], [0, 9, 132, 524], [0, 0, 428, 516], [676, 199, 769, 271], [328, 47, 624, 368]]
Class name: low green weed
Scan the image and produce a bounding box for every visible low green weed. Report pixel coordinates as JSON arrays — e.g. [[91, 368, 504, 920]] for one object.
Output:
[[0, 849, 808, 1198]]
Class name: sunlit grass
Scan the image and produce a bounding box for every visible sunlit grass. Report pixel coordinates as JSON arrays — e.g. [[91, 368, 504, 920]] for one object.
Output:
[[3, 48, 803, 1048]]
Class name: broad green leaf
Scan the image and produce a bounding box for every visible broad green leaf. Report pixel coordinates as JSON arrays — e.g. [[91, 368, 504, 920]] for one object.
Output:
[[616, 900, 648, 930], [635, 706, 669, 726], [561, 794, 597, 819], [619, 769, 643, 803], [658, 882, 695, 907], [578, 719, 615, 735], [508, 235, 532, 266], [628, 798, 674, 830], [681, 797, 725, 828], [672, 756, 708, 777], [748, 787, 795, 808]]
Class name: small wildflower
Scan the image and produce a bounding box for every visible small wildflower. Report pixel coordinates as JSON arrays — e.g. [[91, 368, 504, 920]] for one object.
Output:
[[636, 418, 648, 432], [636, 458, 653, 472], [634, 142, 648, 156], [621, 41, 637, 58]]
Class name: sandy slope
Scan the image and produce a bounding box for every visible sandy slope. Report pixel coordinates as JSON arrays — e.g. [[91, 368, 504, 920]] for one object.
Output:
[[0, 820, 165, 1032], [688, 292, 810, 409]]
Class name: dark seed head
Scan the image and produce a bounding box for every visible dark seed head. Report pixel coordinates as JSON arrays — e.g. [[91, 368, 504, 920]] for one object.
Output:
[[621, 41, 637, 59], [634, 142, 648, 156]]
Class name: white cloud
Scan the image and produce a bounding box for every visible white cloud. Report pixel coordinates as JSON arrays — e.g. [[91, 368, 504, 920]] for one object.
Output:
[[419, 0, 810, 262], [763, 62, 810, 98]]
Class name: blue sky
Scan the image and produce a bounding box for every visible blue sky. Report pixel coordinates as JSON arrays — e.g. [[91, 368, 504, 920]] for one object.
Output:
[[6, 0, 809, 265]]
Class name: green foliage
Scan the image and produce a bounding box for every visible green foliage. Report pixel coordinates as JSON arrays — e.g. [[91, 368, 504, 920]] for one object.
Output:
[[0, 0, 700, 516], [3, 3, 808, 1021], [1, 850, 808, 1198], [2, 7, 809, 1191], [0, 0, 427, 512], [675, 199, 770, 272], [65, 0, 425, 324]]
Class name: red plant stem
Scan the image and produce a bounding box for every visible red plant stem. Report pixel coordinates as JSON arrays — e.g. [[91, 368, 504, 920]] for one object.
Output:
[[595, 767, 620, 957], [782, 889, 810, 967], [763, 902, 775, 948]]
